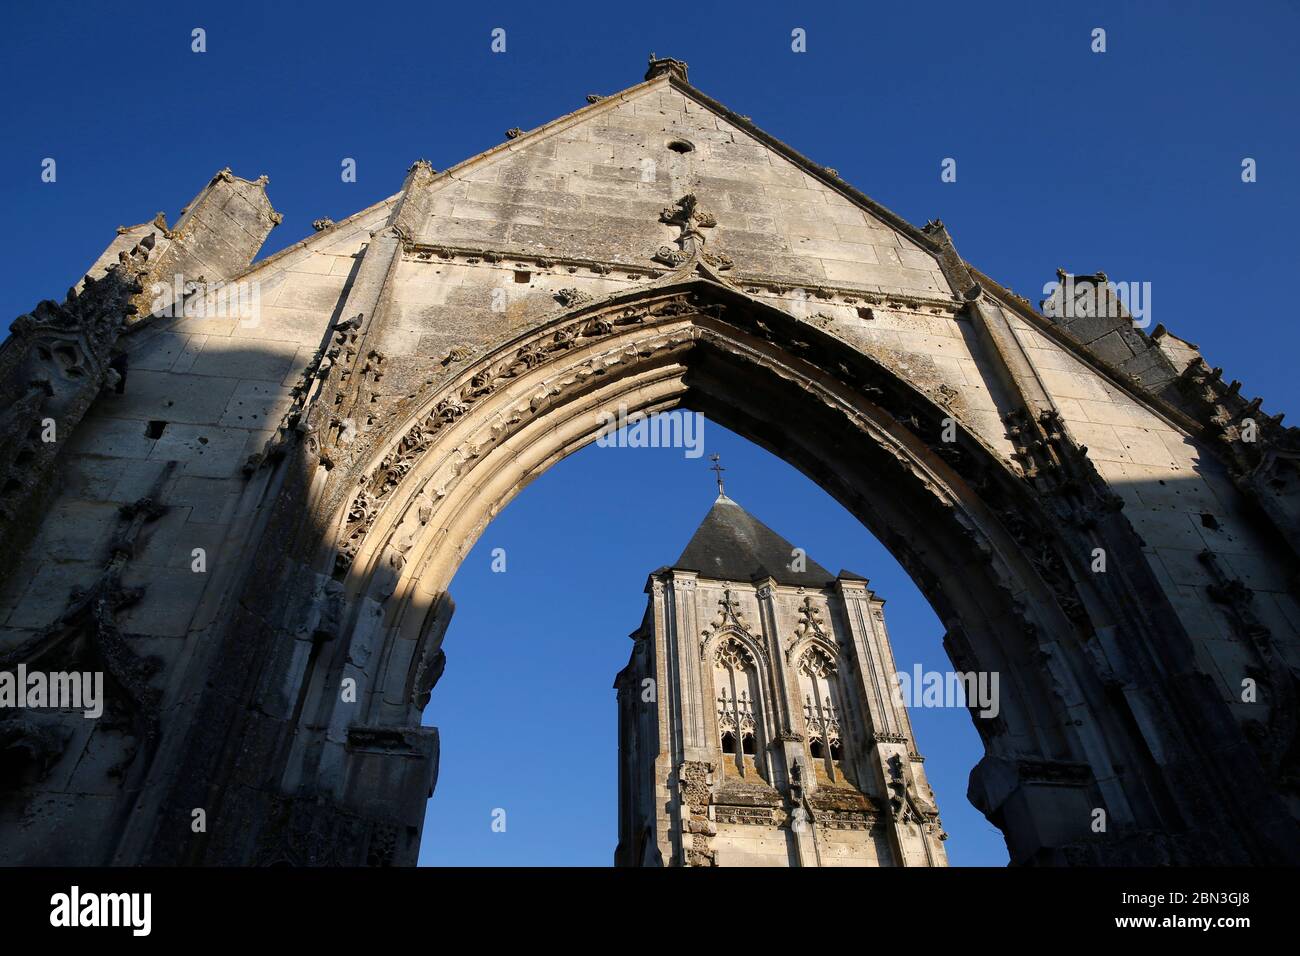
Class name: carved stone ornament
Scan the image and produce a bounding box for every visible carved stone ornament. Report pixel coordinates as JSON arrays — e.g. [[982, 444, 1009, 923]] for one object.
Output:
[[330, 295, 705, 573], [651, 194, 724, 272], [654, 245, 689, 267], [0, 228, 160, 579], [659, 194, 717, 232], [677, 760, 715, 866], [787, 595, 837, 663], [0, 469, 174, 780], [440, 345, 473, 366], [553, 287, 593, 307], [699, 588, 765, 662]]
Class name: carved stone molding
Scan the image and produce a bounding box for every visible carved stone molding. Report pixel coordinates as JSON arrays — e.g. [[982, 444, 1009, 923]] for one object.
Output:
[[404, 241, 663, 281], [699, 588, 766, 664], [331, 296, 697, 573], [812, 809, 881, 831], [1199, 549, 1298, 780], [321, 284, 1098, 663], [715, 805, 778, 826], [0, 231, 160, 578], [0, 469, 174, 780], [677, 760, 715, 866]]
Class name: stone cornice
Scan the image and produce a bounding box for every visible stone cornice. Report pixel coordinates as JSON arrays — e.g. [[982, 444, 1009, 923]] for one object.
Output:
[[403, 242, 663, 279], [402, 241, 963, 316]]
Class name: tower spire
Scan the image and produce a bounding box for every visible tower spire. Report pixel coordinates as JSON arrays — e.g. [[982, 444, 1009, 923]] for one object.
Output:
[[709, 453, 726, 497]]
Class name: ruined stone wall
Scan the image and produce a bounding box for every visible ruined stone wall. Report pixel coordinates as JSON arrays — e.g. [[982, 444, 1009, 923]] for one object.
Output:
[[1, 63, 1297, 865], [0, 180, 392, 862]]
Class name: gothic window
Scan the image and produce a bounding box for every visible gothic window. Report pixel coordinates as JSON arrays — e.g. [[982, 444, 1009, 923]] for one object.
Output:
[[714, 636, 766, 779], [799, 646, 845, 781]]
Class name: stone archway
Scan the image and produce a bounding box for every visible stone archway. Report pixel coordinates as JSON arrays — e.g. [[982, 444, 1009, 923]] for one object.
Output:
[[8, 61, 1296, 869], [133, 277, 1298, 866]]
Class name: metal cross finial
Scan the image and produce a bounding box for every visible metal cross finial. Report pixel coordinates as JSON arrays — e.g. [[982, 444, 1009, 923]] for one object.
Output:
[[709, 453, 726, 496]]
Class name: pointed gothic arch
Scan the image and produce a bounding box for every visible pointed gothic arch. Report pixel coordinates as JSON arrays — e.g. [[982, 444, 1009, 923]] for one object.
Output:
[[6, 59, 1297, 868], [712, 633, 767, 769], [129, 275, 1297, 867], [785, 613, 842, 673], [703, 624, 767, 666]]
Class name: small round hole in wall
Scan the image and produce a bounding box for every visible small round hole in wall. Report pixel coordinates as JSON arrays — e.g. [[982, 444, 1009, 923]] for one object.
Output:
[[666, 139, 695, 154]]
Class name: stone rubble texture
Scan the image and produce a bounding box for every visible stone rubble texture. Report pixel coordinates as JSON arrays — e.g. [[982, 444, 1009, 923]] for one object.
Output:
[[0, 56, 1297, 866]]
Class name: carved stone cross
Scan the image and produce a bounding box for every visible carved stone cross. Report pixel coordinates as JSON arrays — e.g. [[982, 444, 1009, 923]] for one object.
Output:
[[654, 193, 718, 268]]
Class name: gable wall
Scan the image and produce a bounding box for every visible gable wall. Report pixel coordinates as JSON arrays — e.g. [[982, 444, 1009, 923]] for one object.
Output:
[[377, 81, 1011, 461], [411, 83, 948, 290]]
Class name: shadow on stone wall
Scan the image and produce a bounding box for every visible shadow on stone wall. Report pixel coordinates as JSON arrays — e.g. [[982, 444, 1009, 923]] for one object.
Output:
[[1, 305, 1297, 867]]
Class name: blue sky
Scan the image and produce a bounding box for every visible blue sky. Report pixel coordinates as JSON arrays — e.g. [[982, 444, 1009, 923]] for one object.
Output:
[[419, 424, 1007, 865], [2, 2, 1297, 865]]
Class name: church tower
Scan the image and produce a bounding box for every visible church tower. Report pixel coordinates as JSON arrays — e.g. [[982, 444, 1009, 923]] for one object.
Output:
[[614, 480, 949, 867]]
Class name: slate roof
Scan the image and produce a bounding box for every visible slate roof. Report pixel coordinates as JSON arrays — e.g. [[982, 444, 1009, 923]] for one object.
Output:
[[673, 495, 838, 588]]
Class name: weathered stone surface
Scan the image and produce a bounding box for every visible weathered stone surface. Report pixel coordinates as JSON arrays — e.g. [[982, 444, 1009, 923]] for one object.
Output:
[[0, 60, 1297, 867], [615, 497, 948, 866]]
